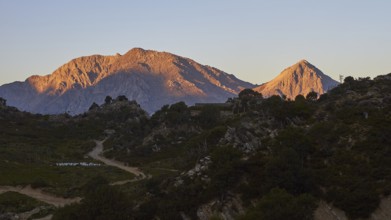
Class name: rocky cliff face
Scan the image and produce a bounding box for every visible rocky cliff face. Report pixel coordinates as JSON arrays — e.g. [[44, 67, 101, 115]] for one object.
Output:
[[0, 48, 254, 115], [254, 60, 339, 99]]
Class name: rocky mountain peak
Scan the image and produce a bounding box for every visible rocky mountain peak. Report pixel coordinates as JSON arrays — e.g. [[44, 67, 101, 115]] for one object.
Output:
[[298, 59, 309, 64], [122, 48, 172, 60], [254, 60, 339, 99], [123, 47, 149, 58], [129, 47, 146, 53], [280, 59, 319, 77]]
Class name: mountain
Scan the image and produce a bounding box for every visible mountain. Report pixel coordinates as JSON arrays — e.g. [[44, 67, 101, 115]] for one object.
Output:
[[0, 48, 254, 115], [254, 60, 339, 99]]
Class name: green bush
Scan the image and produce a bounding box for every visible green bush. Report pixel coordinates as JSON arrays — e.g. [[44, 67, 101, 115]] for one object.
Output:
[[198, 105, 221, 128], [0, 192, 48, 213], [53, 184, 133, 220], [240, 188, 317, 220], [208, 146, 243, 195], [264, 148, 314, 195], [31, 178, 50, 189]]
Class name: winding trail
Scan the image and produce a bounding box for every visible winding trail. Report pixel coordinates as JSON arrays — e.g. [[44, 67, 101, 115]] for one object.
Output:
[[0, 138, 147, 215], [0, 138, 149, 220], [0, 185, 81, 207], [88, 139, 147, 179]]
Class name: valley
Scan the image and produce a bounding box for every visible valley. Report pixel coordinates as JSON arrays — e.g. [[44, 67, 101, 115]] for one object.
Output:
[[1, 0, 389, 218]]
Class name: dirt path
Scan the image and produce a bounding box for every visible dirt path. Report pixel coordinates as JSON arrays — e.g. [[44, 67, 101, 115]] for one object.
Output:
[[18, 207, 42, 220], [0, 137, 147, 219], [0, 185, 81, 207], [110, 179, 139, 186], [88, 139, 147, 179], [148, 167, 179, 172], [33, 214, 53, 220]]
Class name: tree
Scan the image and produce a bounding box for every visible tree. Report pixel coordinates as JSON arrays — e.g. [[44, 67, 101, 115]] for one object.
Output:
[[318, 93, 329, 102], [198, 105, 220, 128], [169, 101, 188, 112], [239, 89, 262, 99], [295, 94, 306, 102], [166, 102, 190, 125], [265, 147, 313, 195], [306, 91, 318, 102], [344, 76, 355, 84], [241, 188, 316, 220], [226, 97, 235, 103], [0, 97, 6, 106], [275, 127, 313, 163], [53, 184, 134, 220], [104, 96, 113, 105], [117, 95, 128, 102], [88, 102, 99, 111], [209, 146, 243, 195], [237, 89, 263, 112]]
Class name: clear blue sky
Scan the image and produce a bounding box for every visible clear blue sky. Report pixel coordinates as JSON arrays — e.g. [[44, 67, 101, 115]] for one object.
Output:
[[0, 0, 390, 86]]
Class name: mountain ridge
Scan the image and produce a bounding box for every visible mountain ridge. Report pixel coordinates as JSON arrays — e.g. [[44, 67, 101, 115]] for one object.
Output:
[[0, 49, 339, 115], [0, 48, 254, 114]]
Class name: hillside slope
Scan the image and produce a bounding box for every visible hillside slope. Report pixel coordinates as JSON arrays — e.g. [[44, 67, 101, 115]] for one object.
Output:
[[1, 74, 391, 219]]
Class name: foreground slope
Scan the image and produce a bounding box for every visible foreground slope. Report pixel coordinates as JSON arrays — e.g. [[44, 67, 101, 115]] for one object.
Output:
[[0, 48, 253, 114], [254, 60, 339, 99], [1, 74, 391, 219], [53, 74, 391, 220]]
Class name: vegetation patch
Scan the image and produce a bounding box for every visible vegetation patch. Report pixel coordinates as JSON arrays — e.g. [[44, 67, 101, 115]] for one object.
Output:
[[0, 191, 50, 213]]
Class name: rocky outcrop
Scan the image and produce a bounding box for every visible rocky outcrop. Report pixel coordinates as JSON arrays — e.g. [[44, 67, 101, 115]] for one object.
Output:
[[254, 60, 339, 99], [197, 195, 245, 220], [0, 48, 253, 115], [220, 116, 275, 153], [314, 197, 391, 220]]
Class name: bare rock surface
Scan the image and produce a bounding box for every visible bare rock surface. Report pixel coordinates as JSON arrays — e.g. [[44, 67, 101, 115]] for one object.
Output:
[[254, 60, 339, 99], [315, 197, 391, 220]]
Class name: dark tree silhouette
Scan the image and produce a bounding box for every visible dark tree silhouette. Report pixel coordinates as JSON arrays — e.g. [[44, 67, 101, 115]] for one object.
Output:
[[104, 96, 113, 104], [0, 97, 6, 106], [294, 94, 306, 102], [344, 76, 355, 84], [306, 91, 318, 102], [88, 102, 99, 111], [238, 89, 262, 99], [117, 95, 128, 102]]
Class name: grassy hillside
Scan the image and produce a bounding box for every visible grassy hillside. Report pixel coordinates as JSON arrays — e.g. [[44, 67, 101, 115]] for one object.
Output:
[[0, 101, 135, 198]]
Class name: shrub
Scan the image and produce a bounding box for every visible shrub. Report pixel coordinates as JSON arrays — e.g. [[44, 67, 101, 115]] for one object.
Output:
[[239, 89, 262, 99], [53, 184, 133, 220], [306, 91, 318, 102], [104, 96, 113, 104], [209, 146, 243, 195], [240, 188, 317, 220], [198, 105, 220, 128]]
